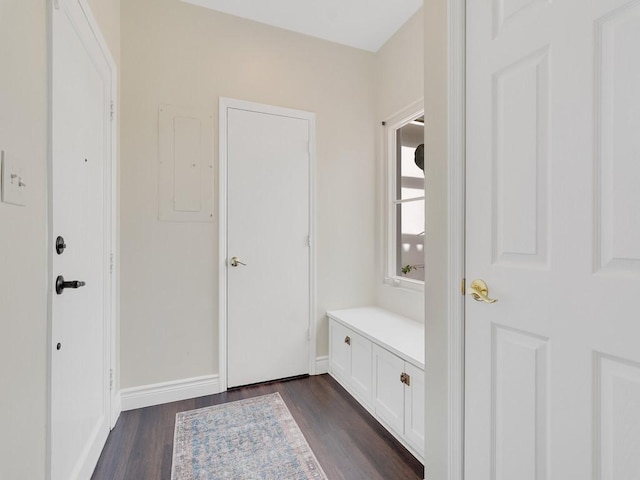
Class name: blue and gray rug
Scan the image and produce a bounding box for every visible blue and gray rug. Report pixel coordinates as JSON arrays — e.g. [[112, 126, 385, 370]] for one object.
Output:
[[171, 392, 328, 480]]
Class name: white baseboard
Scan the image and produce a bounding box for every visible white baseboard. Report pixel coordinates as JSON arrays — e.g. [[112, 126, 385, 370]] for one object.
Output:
[[120, 361, 327, 412], [315, 355, 329, 374], [110, 392, 122, 427], [120, 374, 221, 411]]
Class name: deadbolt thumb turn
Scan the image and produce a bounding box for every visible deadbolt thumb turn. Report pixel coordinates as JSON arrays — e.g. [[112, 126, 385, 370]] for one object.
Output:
[[468, 279, 498, 304], [230, 256, 246, 267], [55, 275, 86, 295], [55, 236, 67, 255]]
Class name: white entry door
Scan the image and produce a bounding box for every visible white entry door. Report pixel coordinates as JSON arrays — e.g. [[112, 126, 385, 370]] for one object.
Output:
[[465, 0, 640, 478], [222, 99, 314, 389], [51, 1, 113, 479]]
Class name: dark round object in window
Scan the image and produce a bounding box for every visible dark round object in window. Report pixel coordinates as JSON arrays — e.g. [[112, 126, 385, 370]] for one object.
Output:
[[414, 144, 424, 171]]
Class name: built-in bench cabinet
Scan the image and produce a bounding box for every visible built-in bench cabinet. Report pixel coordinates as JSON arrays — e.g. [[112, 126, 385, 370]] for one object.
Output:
[[327, 307, 425, 462]]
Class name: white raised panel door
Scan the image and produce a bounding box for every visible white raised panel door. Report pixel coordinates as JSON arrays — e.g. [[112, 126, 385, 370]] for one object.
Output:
[[330, 320, 350, 381], [225, 102, 312, 388], [51, 1, 112, 478], [403, 362, 424, 456], [466, 0, 640, 479], [349, 331, 372, 405], [373, 344, 405, 434]]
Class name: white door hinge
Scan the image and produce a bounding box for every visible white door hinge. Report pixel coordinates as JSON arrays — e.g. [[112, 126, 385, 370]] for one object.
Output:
[[110, 253, 114, 274], [110, 101, 115, 121], [306, 235, 311, 247], [109, 369, 113, 391], [307, 328, 311, 341]]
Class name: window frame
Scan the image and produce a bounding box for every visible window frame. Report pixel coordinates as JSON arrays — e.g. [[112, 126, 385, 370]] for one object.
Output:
[[383, 100, 425, 291]]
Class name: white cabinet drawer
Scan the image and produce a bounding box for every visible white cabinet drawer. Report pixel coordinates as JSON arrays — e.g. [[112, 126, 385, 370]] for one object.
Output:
[[349, 330, 372, 403], [403, 361, 425, 454], [329, 319, 372, 406], [329, 321, 350, 381], [373, 344, 425, 457], [373, 344, 405, 433]]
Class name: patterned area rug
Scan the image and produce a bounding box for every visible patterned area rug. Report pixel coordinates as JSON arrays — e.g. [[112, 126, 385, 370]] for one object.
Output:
[[171, 393, 328, 480]]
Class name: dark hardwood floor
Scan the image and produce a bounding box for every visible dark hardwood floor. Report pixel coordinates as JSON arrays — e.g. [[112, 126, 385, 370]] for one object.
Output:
[[92, 374, 423, 480]]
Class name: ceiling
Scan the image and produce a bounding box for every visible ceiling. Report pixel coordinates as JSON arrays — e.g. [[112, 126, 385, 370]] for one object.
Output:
[[181, 0, 423, 52]]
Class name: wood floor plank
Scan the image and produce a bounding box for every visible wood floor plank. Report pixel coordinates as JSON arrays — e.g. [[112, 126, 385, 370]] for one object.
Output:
[[92, 374, 423, 480]]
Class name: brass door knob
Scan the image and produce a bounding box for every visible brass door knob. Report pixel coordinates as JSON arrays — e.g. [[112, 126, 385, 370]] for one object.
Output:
[[468, 279, 498, 303]]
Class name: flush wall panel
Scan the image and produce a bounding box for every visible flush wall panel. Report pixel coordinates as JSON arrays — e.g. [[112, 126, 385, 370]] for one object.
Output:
[[159, 104, 214, 222]]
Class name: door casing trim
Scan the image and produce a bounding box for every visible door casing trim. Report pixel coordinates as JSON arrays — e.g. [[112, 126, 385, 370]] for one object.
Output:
[[447, 0, 466, 478], [218, 97, 317, 392], [423, 0, 466, 479], [47, 0, 118, 477]]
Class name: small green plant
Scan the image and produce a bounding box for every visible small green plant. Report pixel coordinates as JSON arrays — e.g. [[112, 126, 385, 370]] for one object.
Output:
[[401, 264, 424, 275]]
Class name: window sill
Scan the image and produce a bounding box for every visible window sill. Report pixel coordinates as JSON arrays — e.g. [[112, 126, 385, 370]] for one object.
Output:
[[383, 276, 425, 293]]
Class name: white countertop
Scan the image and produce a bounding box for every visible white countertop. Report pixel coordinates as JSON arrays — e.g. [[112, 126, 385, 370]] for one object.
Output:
[[327, 307, 425, 369]]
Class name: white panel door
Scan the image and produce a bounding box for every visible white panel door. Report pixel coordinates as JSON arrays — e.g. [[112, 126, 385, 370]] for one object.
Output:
[[51, 1, 112, 479], [465, 0, 640, 479], [225, 102, 312, 388]]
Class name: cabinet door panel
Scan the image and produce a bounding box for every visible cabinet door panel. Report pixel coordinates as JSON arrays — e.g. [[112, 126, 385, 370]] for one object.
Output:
[[329, 321, 350, 381], [350, 331, 372, 404], [403, 362, 425, 456], [373, 344, 405, 433]]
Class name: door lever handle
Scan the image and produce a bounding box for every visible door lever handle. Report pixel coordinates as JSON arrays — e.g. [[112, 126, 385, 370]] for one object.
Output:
[[230, 256, 247, 267], [55, 275, 86, 295], [468, 279, 498, 303]]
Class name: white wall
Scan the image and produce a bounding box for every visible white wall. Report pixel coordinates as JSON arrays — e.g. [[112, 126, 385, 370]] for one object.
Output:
[[87, 0, 121, 67], [120, 0, 377, 388], [0, 0, 120, 477], [423, 0, 452, 478], [375, 9, 424, 131], [374, 9, 425, 322], [0, 2, 48, 477]]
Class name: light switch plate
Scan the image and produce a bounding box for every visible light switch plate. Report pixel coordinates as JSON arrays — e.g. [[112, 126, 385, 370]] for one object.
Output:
[[1, 150, 27, 206]]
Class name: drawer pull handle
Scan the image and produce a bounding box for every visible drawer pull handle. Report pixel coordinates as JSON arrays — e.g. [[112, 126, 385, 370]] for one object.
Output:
[[400, 372, 411, 386], [344, 336, 351, 346]]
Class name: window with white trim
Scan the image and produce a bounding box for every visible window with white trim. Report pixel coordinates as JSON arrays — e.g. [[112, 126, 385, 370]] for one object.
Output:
[[384, 104, 425, 288]]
